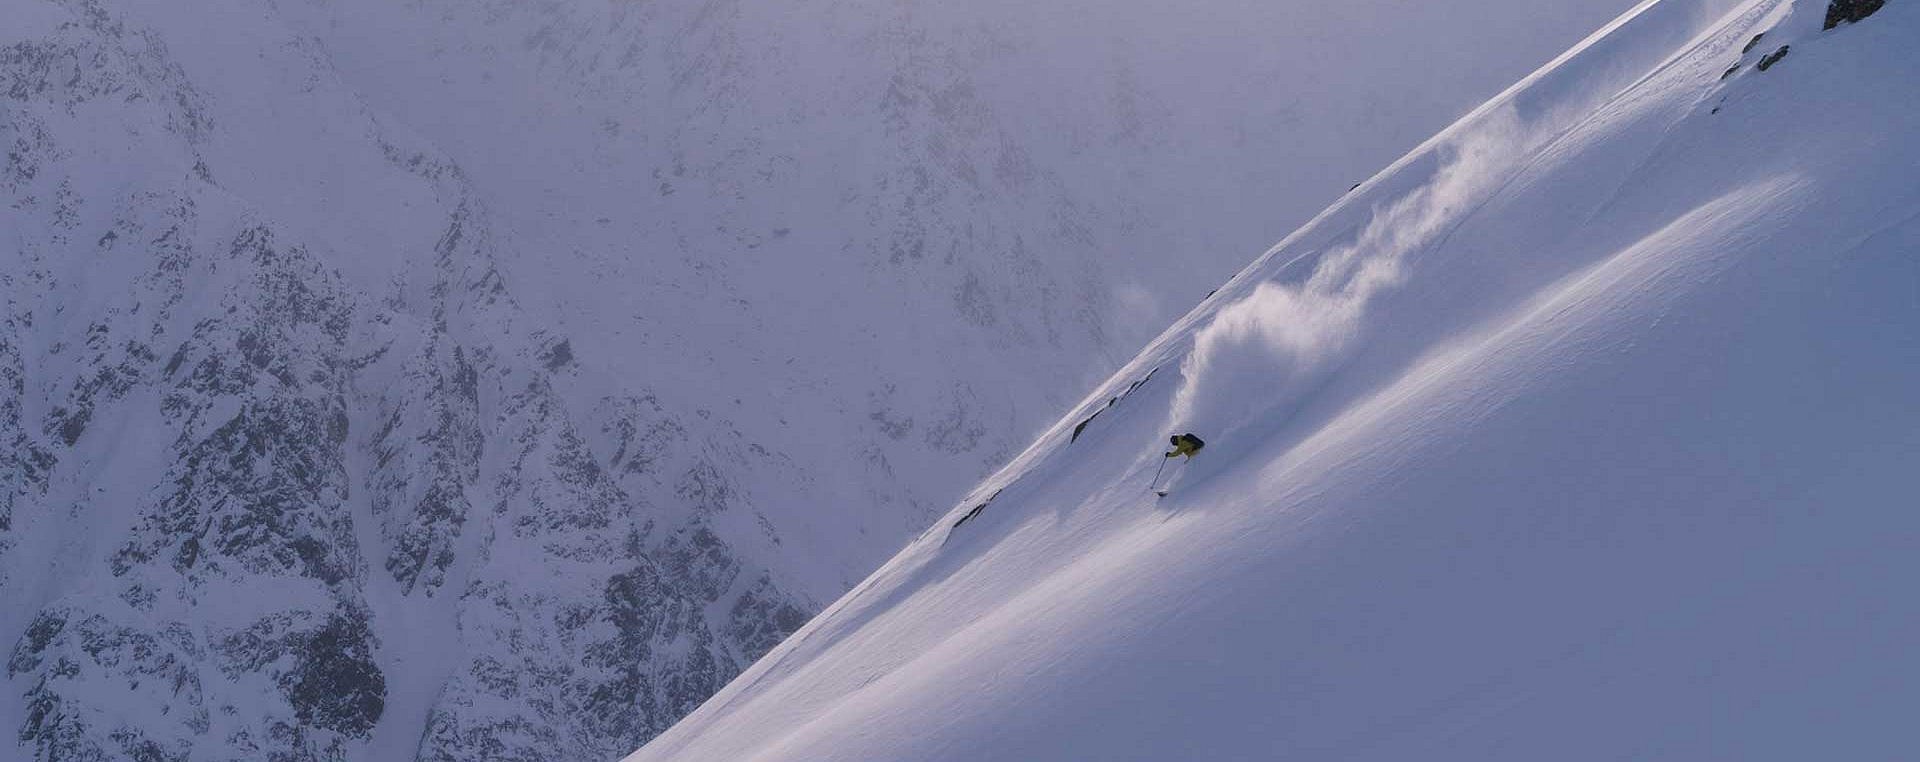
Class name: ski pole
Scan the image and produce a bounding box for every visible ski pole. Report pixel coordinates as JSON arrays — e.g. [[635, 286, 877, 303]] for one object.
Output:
[[1149, 456, 1168, 491]]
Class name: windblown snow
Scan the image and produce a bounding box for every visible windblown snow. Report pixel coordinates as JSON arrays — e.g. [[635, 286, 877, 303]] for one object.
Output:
[[633, 0, 1920, 759]]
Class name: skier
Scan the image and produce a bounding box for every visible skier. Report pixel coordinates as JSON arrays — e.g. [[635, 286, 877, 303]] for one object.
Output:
[[1165, 433, 1204, 459], [1151, 433, 1205, 496]]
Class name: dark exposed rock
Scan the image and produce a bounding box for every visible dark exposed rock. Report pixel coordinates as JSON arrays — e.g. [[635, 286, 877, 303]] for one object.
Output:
[[112, 393, 357, 584], [675, 459, 736, 515], [1757, 45, 1791, 71], [6, 611, 69, 677], [729, 574, 813, 662], [660, 525, 742, 603], [9, 611, 207, 762], [540, 338, 575, 371], [372, 339, 484, 596], [581, 564, 669, 745], [952, 502, 988, 530], [286, 615, 387, 737], [1825, 0, 1887, 29], [603, 394, 689, 477], [216, 610, 385, 737], [0, 315, 55, 550]]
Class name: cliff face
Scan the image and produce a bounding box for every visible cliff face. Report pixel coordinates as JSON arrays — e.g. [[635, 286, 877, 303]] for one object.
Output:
[[1, 7, 812, 757]]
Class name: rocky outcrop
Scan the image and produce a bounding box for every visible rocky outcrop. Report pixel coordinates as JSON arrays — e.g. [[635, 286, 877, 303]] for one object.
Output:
[[1757, 44, 1792, 70], [1825, 0, 1887, 28]]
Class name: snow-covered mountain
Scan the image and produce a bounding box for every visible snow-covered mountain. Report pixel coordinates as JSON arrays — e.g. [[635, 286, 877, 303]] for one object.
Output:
[[0, 0, 1635, 759], [631, 0, 1920, 759]]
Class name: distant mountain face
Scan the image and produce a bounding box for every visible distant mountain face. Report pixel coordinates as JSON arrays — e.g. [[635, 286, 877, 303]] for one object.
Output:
[[0, 0, 1629, 759]]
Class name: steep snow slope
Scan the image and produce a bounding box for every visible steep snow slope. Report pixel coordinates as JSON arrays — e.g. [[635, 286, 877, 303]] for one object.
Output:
[[0, 0, 1637, 759], [632, 1, 1920, 759]]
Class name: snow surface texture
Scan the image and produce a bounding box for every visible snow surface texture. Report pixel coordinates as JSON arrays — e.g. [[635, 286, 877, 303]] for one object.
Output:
[[633, 0, 1920, 759], [0, 0, 1635, 759]]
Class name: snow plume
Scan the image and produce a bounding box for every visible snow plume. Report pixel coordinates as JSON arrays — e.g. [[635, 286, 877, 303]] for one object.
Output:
[[1170, 108, 1532, 444]]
